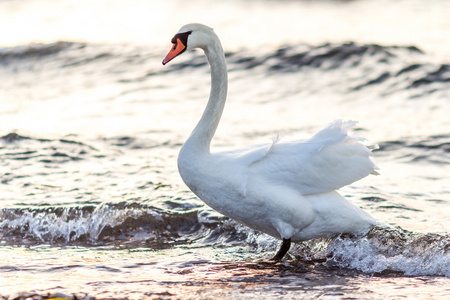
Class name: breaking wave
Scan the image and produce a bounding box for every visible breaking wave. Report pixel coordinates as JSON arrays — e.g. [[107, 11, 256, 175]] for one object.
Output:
[[1, 203, 448, 277], [320, 226, 450, 277]]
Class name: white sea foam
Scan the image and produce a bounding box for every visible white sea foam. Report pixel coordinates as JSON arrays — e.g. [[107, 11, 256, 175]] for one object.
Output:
[[324, 231, 450, 277], [0, 206, 136, 243]]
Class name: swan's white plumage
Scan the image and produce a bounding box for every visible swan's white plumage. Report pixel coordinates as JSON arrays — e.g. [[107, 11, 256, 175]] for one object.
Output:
[[250, 120, 379, 195], [168, 23, 380, 247]]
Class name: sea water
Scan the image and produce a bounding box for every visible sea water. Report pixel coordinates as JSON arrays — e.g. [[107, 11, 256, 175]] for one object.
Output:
[[0, 0, 449, 298]]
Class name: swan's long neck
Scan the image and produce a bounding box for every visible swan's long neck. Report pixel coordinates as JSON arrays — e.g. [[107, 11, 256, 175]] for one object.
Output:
[[183, 38, 228, 154]]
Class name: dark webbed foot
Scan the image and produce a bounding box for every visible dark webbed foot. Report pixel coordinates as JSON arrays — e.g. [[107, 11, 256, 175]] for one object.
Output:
[[270, 238, 291, 261]]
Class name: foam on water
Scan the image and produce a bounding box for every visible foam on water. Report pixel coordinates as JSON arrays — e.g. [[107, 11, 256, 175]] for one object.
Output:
[[0, 204, 203, 247], [324, 227, 450, 277], [2, 203, 448, 277], [242, 225, 450, 277], [0, 205, 128, 245]]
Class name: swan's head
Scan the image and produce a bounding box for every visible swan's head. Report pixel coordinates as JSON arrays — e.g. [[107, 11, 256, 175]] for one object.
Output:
[[162, 23, 216, 65]]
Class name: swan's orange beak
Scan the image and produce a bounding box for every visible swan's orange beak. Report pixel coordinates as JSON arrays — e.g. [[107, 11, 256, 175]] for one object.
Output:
[[162, 38, 186, 65]]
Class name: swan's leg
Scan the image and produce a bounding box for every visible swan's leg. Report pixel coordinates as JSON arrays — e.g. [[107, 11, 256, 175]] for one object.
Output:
[[271, 238, 291, 261]]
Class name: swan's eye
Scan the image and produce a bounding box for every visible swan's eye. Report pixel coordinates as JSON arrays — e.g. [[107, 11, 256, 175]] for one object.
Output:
[[171, 31, 193, 48]]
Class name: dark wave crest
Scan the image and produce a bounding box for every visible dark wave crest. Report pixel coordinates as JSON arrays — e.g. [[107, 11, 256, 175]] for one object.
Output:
[[0, 41, 83, 63], [2, 40, 448, 99], [162, 41, 450, 98], [377, 135, 450, 164]]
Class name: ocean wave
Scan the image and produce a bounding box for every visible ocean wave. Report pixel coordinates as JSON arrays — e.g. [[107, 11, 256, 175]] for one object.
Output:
[[248, 225, 450, 277], [162, 41, 449, 98], [409, 64, 450, 88], [0, 132, 176, 168], [2, 40, 449, 99], [165, 42, 421, 73], [377, 135, 450, 164], [0, 133, 99, 164], [1, 203, 448, 277], [265, 43, 422, 72], [0, 205, 114, 245], [0, 41, 83, 63], [0, 203, 204, 247], [322, 226, 450, 277]]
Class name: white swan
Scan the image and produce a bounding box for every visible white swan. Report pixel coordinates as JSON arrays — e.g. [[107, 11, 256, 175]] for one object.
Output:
[[163, 23, 380, 260]]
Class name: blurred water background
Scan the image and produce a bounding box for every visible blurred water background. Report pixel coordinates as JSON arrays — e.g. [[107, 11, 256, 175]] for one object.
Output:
[[0, 0, 449, 299]]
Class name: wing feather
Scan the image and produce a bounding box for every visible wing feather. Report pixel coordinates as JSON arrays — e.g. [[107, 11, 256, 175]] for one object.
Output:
[[248, 120, 378, 195]]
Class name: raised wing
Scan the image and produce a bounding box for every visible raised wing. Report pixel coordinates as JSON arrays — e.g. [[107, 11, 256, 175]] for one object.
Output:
[[248, 120, 379, 195]]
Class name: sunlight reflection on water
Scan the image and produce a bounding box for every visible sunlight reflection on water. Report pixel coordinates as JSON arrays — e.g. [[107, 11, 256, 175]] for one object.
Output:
[[1, 0, 449, 62]]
